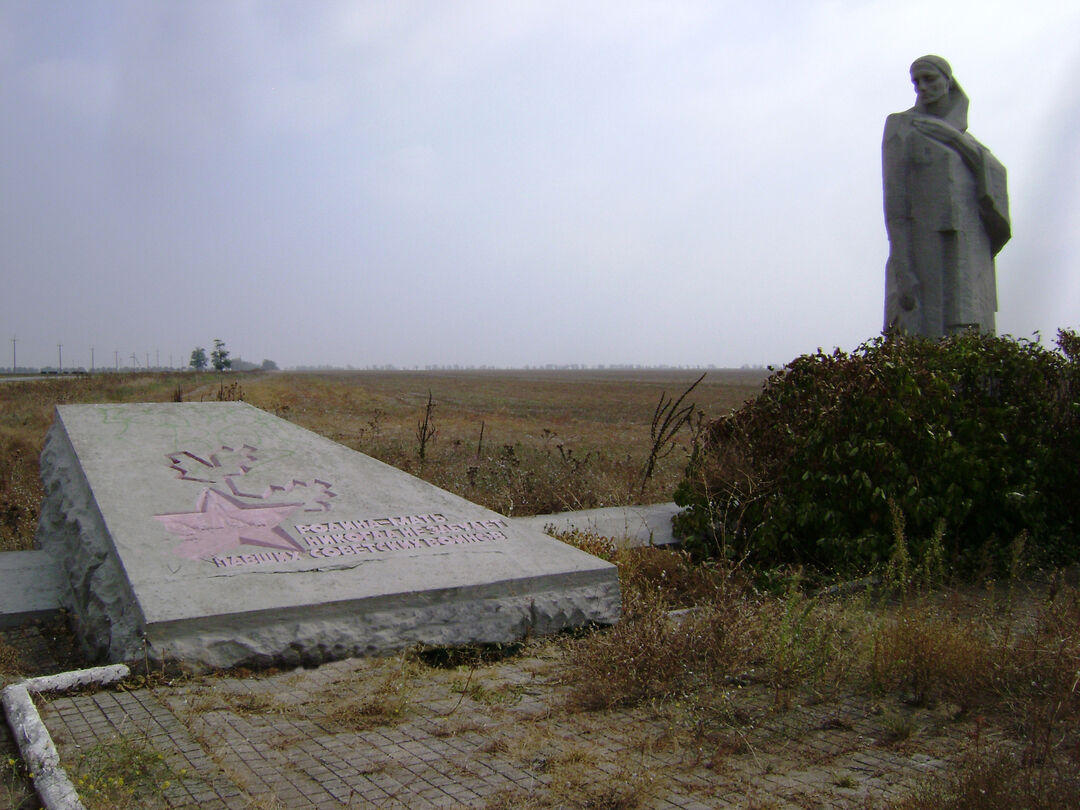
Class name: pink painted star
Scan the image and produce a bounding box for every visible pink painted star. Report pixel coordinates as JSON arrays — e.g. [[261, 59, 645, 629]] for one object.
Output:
[[155, 488, 304, 561]]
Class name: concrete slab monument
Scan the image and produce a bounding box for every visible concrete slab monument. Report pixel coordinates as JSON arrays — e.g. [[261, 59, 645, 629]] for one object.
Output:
[[35, 403, 620, 670], [883, 55, 1010, 337]]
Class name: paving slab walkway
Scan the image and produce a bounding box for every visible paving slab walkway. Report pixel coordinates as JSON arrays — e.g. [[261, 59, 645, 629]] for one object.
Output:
[[15, 642, 987, 809]]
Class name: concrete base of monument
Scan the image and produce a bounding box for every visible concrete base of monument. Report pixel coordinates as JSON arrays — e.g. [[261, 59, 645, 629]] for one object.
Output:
[[0, 550, 64, 629], [35, 403, 620, 672], [514, 503, 681, 548]]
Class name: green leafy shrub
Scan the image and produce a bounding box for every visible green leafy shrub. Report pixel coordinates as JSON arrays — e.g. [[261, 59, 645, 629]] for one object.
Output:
[[674, 330, 1080, 577]]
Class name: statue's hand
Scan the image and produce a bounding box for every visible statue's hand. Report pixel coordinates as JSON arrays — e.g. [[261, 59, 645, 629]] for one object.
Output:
[[912, 117, 961, 144], [899, 293, 916, 311]]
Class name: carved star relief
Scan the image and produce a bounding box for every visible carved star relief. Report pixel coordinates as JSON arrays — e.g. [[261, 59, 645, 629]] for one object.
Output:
[[155, 488, 304, 561]]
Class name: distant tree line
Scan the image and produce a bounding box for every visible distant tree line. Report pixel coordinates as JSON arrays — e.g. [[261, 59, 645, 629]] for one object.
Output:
[[189, 340, 277, 372]]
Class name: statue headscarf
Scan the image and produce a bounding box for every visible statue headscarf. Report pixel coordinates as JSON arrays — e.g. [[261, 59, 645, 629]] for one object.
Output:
[[910, 55, 969, 132]]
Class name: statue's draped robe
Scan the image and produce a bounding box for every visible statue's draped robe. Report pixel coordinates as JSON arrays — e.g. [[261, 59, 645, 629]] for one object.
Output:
[[883, 111, 1009, 336]]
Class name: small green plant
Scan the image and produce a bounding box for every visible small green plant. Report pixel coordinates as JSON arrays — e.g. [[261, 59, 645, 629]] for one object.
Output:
[[71, 736, 176, 810], [761, 576, 858, 708], [882, 503, 913, 596], [879, 708, 918, 744], [3, 754, 35, 810]]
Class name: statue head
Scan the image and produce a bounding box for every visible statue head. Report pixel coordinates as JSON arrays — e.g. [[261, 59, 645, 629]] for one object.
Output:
[[910, 57, 951, 106], [908, 55, 968, 131]]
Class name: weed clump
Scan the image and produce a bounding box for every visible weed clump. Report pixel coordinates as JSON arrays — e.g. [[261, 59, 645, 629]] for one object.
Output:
[[2, 753, 35, 810], [317, 651, 418, 731], [561, 541, 758, 711], [891, 747, 1080, 809], [869, 602, 995, 709], [71, 737, 177, 810], [760, 578, 864, 708]]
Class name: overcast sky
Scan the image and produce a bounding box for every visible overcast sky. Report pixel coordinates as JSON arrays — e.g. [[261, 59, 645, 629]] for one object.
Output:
[[2, 1, 1078, 370]]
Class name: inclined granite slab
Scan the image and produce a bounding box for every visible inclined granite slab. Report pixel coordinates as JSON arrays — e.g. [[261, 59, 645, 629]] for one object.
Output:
[[35, 402, 620, 670]]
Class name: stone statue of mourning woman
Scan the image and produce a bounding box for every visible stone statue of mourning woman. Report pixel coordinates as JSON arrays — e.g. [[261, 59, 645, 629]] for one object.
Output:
[[883, 55, 1010, 337]]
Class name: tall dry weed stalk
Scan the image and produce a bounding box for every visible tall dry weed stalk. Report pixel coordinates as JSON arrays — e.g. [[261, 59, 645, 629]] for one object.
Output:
[[415, 390, 438, 463], [640, 372, 704, 495]]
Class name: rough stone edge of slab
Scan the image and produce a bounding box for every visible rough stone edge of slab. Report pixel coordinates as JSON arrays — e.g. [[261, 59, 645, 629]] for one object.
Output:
[[35, 414, 147, 663], [2, 664, 129, 810], [147, 577, 622, 671]]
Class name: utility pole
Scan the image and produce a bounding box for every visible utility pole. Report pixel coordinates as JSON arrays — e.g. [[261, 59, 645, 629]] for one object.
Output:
[[57, 343, 62, 373], [10, 336, 15, 373], [90, 346, 95, 373], [145, 351, 150, 370], [114, 350, 119, 372]]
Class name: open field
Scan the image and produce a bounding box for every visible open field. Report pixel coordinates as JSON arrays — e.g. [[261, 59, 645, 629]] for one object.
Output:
[[0, 368, 767, 552], [2, 368, 1079, 808]]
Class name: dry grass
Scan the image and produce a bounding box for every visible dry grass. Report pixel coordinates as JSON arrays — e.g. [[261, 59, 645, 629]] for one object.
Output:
[[0, 371, 230, 551], [0, 638, 21, 678], [549, 527, 1080, 806], [479, 726, 663, 809], [191, 689, 282, 716], [562, 545, 760, 711], [302, 650, 420, 732], [0, 427, 47, 553], [869, 599, 997, 709], [890, 747, 1080, 809], [240, 368, 763, 516]]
